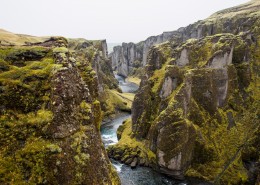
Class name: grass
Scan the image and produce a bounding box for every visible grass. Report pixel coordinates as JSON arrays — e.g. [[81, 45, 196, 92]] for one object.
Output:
[[126, 76, 141, 86], [0, 29, 47, 46], [99, 89, 134, 117], [111, 90, 135, 107]]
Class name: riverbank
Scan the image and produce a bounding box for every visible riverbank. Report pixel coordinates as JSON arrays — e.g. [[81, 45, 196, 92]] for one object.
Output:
[[125, 76, 141, 86], [100, 74, 183, 185]]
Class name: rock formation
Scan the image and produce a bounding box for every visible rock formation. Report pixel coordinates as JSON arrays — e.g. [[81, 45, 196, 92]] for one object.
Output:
[[68, 38, 118, 94], [110, 42, 143, 77], [110, 0, 260, 78], [68, 38, 131, 120], [110, 32, 176, 77], [108, 1, 260, 184], [0, 36, 120, 184]]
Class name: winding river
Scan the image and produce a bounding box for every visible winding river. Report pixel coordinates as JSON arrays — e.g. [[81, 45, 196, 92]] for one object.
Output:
[[101, 75, 189, 185]]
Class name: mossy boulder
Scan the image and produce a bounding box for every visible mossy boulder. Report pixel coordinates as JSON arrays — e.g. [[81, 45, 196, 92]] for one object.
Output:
[[107, 119, 156, 168]]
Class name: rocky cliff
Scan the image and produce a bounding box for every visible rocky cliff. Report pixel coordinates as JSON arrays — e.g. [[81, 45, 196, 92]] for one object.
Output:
[[108, 1, 260, 184], [110, 32, 176, 77], [110, 0, 260, 78], [0, 36, 120, 184], [68, 38, 132, 120], [68, 38, 118, 94]]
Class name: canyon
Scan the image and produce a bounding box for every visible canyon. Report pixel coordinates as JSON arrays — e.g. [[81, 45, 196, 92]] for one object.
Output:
[[110, 0, 260, 78], [0, 0, 259, 185]]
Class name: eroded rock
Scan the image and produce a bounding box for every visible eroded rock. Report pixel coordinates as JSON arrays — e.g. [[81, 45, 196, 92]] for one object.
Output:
[[111, 7, 260, 183], [0, 37, 120, 184]]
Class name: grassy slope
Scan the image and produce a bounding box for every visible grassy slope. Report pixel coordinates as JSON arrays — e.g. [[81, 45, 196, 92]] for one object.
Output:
[[0, 29, 49, 46]]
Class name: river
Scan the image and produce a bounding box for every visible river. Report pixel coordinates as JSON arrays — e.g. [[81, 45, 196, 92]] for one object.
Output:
[[100, 75, 196, 185]]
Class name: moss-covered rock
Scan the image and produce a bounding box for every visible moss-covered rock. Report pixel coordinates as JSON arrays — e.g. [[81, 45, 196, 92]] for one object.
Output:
[[68, 38, 126, 119], [107, 119, 156, 168], [111, 20, 260, 184], [0, 37, 120, 184], [110, 0, 260, 79]]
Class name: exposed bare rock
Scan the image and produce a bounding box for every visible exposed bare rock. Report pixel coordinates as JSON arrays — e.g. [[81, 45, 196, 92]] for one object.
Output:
[[110, 0, 260, 78]]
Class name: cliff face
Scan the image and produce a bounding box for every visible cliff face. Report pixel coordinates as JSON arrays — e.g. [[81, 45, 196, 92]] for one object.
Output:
[[110, 42, 143, 77], [68, 38, 130, 119], [0, 37, 120, 184], [108, 1, 260, 184], [110, 0, 260, 77], [68, 38, 118, 94], [109, 32, 175, 77]]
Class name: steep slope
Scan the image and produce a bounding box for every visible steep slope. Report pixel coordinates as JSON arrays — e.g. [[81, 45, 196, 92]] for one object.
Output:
[[108, 1, 260, 184], [0, 37, 120, 184], [110, 0, 260, 77], [68, 38, 118, 95], [68, 38, 132, 119]]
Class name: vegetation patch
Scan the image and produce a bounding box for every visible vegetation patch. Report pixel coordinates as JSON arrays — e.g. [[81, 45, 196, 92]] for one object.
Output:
[[107, 119, 156, 167]]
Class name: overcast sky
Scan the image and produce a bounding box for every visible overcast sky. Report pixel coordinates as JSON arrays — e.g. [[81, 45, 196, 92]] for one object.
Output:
[[1, 0, 249, 43]]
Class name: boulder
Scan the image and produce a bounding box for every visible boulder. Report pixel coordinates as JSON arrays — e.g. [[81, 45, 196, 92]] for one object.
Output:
[[131, 158, 138, 168]]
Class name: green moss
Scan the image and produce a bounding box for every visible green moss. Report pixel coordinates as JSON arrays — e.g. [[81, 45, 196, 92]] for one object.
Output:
[[70, 126, 90, 165], [0, 59, 9, 71], [188, 40, 212, 68], [99, 89, 132, 118], [53, 47, 69, 54], [14, 138, 60, 184], [150, 63, 167, 93], [0, 46, 61, 113], [80, 101, 92, 113], [109, 119, 156, 164], [0, 45, 60, 184], [129, 31, 260, 184], [74, 153, 90, 165], [156, 41, 172, 59], [0, 40, 120, 184], [76, 63, 99, 99], [93, 100, 102, 130], [185, 103, 259, 184], [187, 98, 207, 126], [0, 110, 60, 184], [0, 46, 49, 62], [129, 66, 145, 78]]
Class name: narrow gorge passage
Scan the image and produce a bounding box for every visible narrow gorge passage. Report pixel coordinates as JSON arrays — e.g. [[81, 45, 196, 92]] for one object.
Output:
[[101, 74, 188, 185], [101, 74, 137, 148]]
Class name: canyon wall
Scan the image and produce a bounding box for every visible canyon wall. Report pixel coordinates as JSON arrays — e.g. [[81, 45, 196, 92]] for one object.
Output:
[[108, 1, 260, 184], [110, 0, 260, 78], [68, 38, 130, 119], [0, 36, 120, 184]]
